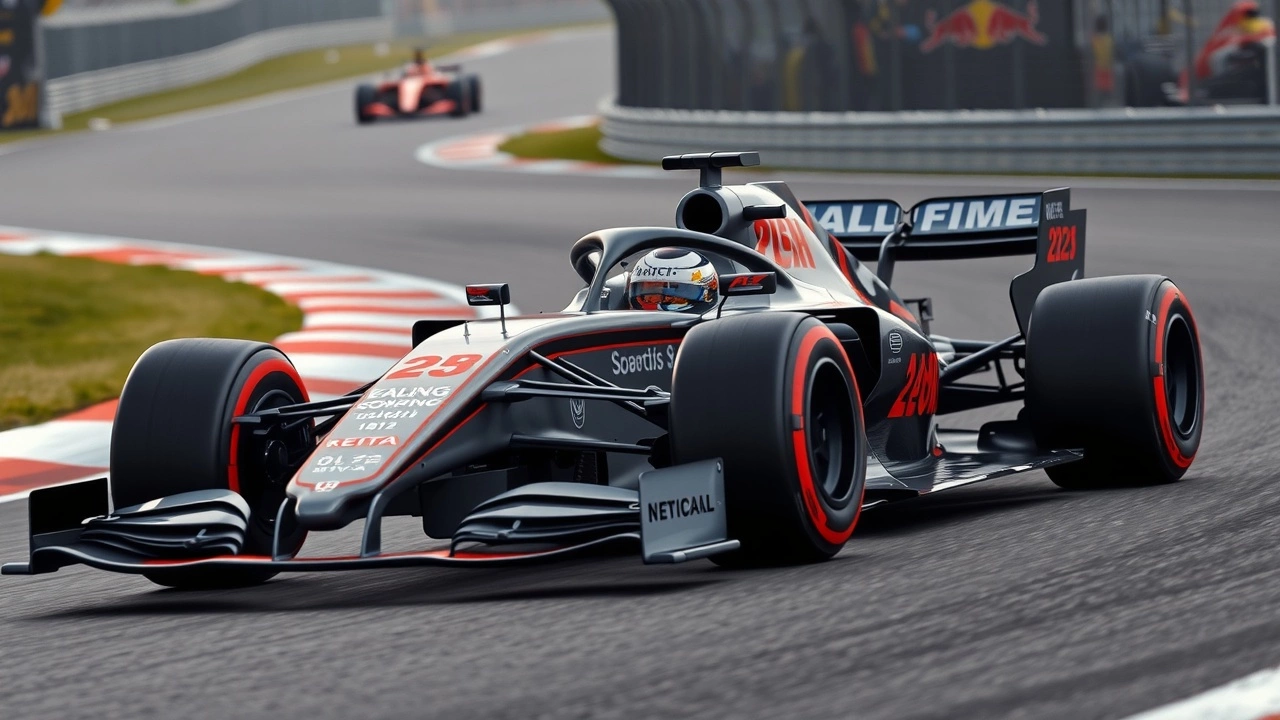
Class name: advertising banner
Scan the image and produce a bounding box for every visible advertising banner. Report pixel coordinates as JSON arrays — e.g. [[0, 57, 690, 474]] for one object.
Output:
[[0, 0, 41, 130], [894, 0, 1084, 109]]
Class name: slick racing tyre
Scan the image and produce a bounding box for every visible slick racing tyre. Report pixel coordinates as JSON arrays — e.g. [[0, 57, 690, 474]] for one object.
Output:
[[111, 339, 314, 588], [447, 79, 471, 118], [1026, 276, 1204, 489], [670, 313, 867, 566], [467, 75, 483, 113], [355, 84, 376, 124]]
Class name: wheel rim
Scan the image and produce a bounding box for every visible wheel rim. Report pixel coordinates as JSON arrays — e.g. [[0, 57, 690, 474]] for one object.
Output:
[[807, 359, 855, 502], [1164, 313, 1200, 439], [237, 387, 312, 538]]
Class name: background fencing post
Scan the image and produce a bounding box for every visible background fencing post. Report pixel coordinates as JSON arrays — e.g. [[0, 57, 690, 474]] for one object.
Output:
[[1270, 0, 1279, 105], [1269, 37, 1278, 105], [890, 0, 902, 110], [1182, 0, 1196, 104]]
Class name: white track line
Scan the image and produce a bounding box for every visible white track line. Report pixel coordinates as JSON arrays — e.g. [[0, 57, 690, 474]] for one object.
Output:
[[0, 421, 114, 470], [1124, 665, 1280, 719]]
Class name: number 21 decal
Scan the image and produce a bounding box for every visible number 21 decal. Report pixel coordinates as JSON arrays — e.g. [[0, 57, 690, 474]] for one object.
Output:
[[387, 353, 483, 380]]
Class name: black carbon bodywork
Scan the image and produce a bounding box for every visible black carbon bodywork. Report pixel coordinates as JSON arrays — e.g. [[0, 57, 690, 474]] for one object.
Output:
[[4, 153, 1104, 580]]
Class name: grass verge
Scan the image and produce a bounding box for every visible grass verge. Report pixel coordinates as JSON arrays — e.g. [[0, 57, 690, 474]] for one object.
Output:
[[498, 123, 628, 164], [1, 23, 606, 145], [0, 253, 301, 430]]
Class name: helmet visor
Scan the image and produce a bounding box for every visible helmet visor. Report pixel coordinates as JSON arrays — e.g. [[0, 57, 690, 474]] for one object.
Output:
[[630, 281, 708, 305]]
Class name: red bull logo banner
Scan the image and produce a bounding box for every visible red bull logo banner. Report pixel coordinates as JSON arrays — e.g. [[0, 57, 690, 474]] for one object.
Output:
[[920, 0, 1048, 53], [889, 0, 1080, 109]]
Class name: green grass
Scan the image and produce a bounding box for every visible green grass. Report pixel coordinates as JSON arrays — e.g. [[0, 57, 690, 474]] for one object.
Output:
[[0, 253, 302, 430], [2, 23, 606, 144], [498, 123, 630, 164]]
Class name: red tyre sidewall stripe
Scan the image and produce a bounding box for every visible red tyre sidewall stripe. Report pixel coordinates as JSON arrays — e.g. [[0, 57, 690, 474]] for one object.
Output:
[[790, 325, 864, 546], [227, 357, 308, 494], [1152, 286, 1195, 469]]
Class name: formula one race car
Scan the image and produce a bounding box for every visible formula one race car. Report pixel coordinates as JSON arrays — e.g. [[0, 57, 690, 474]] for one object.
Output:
[[3, 152, 1205, 589], [355, 50, 481, 124]]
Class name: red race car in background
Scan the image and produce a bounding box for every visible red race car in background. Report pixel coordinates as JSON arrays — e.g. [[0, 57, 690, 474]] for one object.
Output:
[[1120, 0, 1276, 106], [356, 49, 482, 124]]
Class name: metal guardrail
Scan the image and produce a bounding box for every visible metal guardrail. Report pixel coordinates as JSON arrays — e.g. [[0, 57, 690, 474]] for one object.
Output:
[[599, 100, 1280, 176], [390, 0, 609, 38], [41, 0, 387, 118], [46, 16, 392, 117], [43, 0, 385, 79], [40, 0, 609, 119]]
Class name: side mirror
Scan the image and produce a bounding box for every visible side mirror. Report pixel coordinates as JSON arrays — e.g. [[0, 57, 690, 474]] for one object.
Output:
[[465, 283, 511, 306], [465, 283, 512, 336]]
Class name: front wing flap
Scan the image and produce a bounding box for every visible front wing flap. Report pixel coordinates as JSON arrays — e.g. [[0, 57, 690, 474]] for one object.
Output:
[[4, 534, 644, 578], [1, 463, 743, 578]]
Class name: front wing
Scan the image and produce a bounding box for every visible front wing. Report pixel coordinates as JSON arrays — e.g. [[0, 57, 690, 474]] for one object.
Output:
[[2, 463, 741, 579], [2, 434, 1080, 580]]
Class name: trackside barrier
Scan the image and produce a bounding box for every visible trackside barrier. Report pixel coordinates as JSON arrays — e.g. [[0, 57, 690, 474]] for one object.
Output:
[[599, 100, 1280, 176], [391, 0, 609, 37], [46, 16, 392, 117], [40, 0, 609, 119]]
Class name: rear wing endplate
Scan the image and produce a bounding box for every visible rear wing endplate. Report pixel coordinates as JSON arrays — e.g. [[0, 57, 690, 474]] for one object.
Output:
[[805, 189, 1086, 335]]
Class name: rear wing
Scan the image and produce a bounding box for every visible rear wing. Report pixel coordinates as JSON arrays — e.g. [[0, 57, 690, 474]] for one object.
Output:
[[805, 189, 1086, 335], [806, 193, 1055, 262]]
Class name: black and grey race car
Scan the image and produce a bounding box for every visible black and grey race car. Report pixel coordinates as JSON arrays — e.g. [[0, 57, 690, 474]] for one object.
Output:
[[3, 152, 1205, 589]]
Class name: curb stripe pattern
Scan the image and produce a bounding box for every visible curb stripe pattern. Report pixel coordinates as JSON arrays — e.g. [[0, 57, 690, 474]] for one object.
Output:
[[0, 226, 491, 503], [415, 115, 668, 178]]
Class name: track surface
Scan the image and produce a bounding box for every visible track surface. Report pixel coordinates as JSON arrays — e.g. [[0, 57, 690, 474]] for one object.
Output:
[[2, 29, 1280, 720]]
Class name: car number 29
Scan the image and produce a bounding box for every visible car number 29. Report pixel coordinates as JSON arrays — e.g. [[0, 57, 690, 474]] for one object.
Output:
[[387, 353, 483, 379]]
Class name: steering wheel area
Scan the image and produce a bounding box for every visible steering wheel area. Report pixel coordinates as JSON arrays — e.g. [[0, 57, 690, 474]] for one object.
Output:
[[569, 227, 795, 313]]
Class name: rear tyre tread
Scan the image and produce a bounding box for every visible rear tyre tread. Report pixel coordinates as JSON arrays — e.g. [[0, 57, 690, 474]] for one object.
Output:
[[1026, 276, 1204, 490]]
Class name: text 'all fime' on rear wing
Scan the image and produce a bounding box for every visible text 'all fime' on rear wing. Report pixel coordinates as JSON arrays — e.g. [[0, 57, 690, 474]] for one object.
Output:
[[804, 188, 1086, 335]]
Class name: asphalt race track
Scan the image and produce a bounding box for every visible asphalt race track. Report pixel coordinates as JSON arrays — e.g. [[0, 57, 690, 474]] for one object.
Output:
[[3, 29, 1280, 720]]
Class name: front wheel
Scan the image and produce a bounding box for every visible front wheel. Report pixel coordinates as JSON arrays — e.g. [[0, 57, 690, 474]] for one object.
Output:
[[111, 338, 314, 588], [669, 313, 867, 566], [1026, 276, 1204, 489]]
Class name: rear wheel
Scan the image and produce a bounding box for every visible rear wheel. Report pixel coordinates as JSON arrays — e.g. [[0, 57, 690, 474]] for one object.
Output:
[[355, 84, 376, 124], [111, 339, 314, 588], [468, 75, 483, 113], [1026, 276, 1204, 489], [669, 313, 867, 566], [447, 79, 471, 118]]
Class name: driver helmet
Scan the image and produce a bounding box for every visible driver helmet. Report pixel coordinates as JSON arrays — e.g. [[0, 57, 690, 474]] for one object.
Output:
[[627, 248, 719, 313]]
